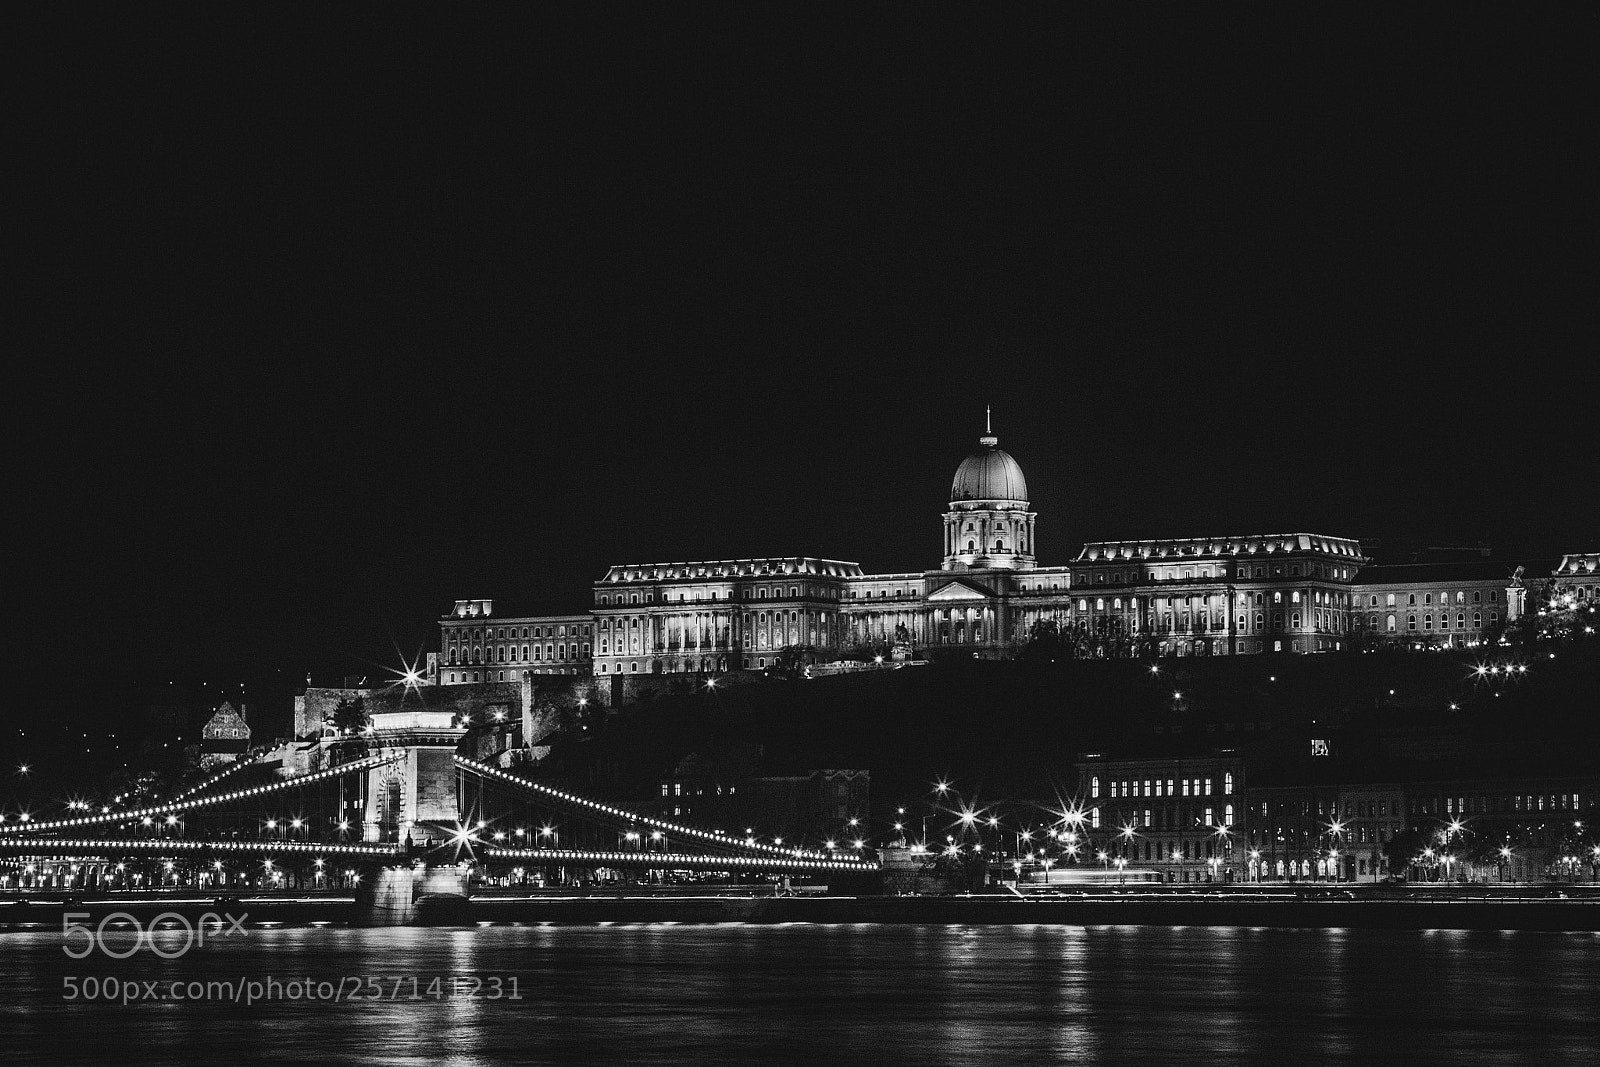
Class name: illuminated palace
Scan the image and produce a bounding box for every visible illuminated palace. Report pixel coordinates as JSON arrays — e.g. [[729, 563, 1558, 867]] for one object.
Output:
[[430, 428, 1597, 683]]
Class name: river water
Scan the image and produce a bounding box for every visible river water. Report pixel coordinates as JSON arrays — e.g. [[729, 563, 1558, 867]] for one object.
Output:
[[2, 922, 1596, 1065]]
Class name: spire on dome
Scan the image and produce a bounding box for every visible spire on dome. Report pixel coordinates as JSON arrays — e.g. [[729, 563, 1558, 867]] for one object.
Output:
[[979, 404, 997, 447]]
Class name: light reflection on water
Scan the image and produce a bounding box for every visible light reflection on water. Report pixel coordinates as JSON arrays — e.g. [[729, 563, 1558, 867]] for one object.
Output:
[[1, 923, 1596, 1066]]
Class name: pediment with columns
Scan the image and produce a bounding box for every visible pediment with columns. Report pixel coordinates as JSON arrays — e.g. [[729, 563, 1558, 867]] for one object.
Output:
[[925, 579, 998, 603]]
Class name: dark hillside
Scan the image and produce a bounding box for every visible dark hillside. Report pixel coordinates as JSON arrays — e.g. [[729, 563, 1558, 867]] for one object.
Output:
[[536, 635, 1599, 826]]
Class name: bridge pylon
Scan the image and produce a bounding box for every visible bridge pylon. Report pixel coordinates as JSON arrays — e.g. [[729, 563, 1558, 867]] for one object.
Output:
[[359, 709, 469, 847]]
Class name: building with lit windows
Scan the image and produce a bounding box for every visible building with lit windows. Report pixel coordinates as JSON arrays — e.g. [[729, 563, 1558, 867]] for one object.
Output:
[[427, 426, 1593, 683], [1245, 772, 1596, 883], [435, 602, 593, 684], [1077, 750, 1247, 883]]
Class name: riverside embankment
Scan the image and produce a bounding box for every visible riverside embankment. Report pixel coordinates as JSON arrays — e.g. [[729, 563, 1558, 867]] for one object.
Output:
[[6, 885, 1597, 931]]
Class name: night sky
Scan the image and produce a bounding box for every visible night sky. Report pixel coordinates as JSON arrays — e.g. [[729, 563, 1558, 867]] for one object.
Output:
[[15, 9, 1595, 709]]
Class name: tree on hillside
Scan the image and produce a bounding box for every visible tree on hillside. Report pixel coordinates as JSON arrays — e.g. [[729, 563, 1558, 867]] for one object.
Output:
[[1021, 616, 1139, 661], [1019, 618, 1070, 663], [772, 644, 822, 679], [331, 696, 369, 736]]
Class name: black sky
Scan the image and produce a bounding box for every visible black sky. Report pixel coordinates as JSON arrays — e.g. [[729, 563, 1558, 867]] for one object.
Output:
[[13, 8, 1596, 698]]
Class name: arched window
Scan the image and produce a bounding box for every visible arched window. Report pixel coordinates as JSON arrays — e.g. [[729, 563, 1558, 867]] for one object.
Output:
[[1224, 772, 1234, 795], [1091, 777, 1100, 798]]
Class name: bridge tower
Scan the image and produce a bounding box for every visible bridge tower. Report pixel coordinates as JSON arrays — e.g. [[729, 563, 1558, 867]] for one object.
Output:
[[360, 709, 469, 847]]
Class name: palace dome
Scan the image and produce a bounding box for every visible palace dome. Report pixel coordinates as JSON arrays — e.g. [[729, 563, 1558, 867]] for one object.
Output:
[[951, 434, 1028, 503]]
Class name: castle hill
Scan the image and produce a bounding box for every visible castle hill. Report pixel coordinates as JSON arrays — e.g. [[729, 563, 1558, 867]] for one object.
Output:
[[6, 428, 1596, 928]]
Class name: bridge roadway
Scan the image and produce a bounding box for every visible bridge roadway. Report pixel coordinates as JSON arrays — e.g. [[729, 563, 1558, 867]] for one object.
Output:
[[0, 836, 880, 875]]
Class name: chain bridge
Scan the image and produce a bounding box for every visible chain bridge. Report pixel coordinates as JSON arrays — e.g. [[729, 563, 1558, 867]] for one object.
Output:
[[0, 708, 877, 922]]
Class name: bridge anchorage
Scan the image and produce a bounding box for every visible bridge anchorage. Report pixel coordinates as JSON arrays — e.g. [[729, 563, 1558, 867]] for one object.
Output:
[[1, 708, 878, 924]]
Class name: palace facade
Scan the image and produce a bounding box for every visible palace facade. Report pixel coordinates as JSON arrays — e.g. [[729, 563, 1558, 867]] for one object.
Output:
[[429, 429, 1596, 684]]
